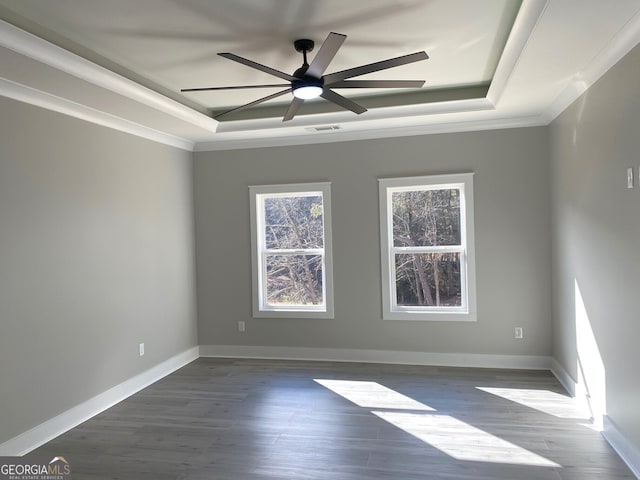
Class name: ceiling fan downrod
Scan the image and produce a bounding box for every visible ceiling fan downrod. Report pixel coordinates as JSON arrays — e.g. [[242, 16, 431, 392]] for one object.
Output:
[[292, 38, 323, 99], [294, 38, 315, 69]]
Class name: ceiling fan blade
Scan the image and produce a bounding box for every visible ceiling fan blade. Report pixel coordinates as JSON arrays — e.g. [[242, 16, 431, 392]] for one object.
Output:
[[321, 89, 367, 115], [306, 32, 347, 78], [215, 88, 292, 120], [327, 79, 425, 89], [182, 84, 289, 92], [283, 98, 305, 122], [218, 53, 296, 81], [323, 51, 429, 84]]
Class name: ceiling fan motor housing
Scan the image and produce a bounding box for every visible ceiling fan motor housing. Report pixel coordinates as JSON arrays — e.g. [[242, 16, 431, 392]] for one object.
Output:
[[291, 74, 324, 99], [292, 69, 324, 86]]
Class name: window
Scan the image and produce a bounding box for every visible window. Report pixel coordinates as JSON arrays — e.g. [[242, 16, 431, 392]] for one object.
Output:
[[250, 183, 334, 318], [379, 173, 476, 321]]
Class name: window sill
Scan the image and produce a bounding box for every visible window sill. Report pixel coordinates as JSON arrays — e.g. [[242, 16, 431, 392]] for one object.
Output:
[[253, 309, 334, 319], [383, 311, 477, 322]]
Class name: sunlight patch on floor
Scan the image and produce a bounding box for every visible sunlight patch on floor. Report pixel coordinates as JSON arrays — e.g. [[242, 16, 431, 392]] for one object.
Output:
[[314, 379, 561, 468], [313, 379, 434, 410], [476, 387, 591, 419], [373, 411, 561, 468]]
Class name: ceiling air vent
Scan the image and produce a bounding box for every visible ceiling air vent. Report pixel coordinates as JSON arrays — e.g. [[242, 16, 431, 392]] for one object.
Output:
[[306, 125, 341, 132]]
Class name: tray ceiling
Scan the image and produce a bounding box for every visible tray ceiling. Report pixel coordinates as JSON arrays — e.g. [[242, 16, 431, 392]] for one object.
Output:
[[1, 0, 639, 150]]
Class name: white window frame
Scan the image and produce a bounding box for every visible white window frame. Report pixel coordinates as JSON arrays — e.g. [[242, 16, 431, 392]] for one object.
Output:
[[249, 182, 334, 319], [379, 173, 476, 321]]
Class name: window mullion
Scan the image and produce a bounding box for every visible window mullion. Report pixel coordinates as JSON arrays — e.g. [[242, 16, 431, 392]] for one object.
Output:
[[264, 248, 324, 255], [392, 245, 464, 254]]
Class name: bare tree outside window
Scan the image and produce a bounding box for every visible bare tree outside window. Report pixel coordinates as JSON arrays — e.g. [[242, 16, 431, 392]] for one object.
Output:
[[392, 189, 462, 307], [263, 195, 324, 306]]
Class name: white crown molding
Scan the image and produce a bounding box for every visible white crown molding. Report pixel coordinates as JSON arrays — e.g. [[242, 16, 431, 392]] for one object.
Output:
[[2, 3, 637, 151], [487, 0, 549, 107], [0, 347, 199, 456], [194, 112, 547, 152], [199, 344, 551, 370], [0, 77, 194, 151], [543, 6, 640, 123], [603, 416, 640, 479], [0, 19, 217, 133]]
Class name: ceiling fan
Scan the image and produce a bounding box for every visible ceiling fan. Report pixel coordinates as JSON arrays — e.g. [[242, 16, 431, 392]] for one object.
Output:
[[181, 32, 429, 122]]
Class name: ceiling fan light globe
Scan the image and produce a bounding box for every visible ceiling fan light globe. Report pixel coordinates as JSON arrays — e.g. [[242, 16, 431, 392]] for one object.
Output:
[[293, 85, 323, 99]]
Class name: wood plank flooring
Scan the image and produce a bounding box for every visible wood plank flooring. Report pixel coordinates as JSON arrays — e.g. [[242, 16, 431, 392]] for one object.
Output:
[[29, 358, 635, 479]]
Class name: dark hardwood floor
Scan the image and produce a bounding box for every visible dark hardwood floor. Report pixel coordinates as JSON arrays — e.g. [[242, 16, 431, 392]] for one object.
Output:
[[30, 358, 634, 479]]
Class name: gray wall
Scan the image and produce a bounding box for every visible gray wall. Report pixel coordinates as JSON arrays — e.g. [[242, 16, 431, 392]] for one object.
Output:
[[0, 97, 198, 444], [550, 45, 640, 450], [194, 127, 551, 356]]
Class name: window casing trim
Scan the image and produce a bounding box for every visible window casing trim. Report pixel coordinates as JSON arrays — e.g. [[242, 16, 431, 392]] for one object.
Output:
[[379, 173, 477, 322], [249, 182, 334, 319]]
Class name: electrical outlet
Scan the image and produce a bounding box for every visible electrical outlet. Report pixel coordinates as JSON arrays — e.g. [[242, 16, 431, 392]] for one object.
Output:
[[514, 327, 523, 339], [238, 321, 246, 332], [139, 343, 145, 356]]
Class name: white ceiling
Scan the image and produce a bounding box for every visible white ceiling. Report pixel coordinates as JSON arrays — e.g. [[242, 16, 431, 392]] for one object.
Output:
[[1, 0, 639, 151]]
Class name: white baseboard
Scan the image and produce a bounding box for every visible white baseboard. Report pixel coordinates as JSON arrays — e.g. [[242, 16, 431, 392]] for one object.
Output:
[[6, 344, 637, 479], [603, 416, 640, 479], [552, 359, 640, 478], [199, 345, 551, 370], [550, 357, 577, 396], [0, 346, 199, 456], [0, 346, 559, 457]]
